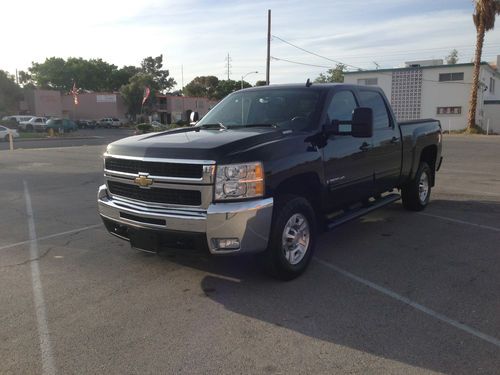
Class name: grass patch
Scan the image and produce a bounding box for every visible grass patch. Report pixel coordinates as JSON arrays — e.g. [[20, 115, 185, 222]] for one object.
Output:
[[19, 132, 47, 139]]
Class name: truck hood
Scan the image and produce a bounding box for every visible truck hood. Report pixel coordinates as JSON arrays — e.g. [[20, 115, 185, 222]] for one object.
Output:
[[106, 127, 286, 161]]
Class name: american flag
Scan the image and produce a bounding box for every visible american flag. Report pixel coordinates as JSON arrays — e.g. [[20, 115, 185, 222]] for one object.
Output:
[[142, 87, 151, 106], [70, 82, 79, 105]]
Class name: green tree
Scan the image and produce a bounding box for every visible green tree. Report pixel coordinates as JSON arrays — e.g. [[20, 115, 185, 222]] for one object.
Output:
[[118, 55, 176, 117], [468, 0, 500, 132], [0, 70, 23, 117], [184, 76, 220, 99], [255, 80, 267, 86], [140, 55, 176, 92], [120, 73, 157, 119], [314, 63, 346, 83], [19, 58, 142, 92], [214, 79, 251, 100], [445, 49, 459, 64]]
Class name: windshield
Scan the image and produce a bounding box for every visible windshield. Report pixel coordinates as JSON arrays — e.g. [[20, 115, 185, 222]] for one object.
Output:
[[197, 88, 321, 131]]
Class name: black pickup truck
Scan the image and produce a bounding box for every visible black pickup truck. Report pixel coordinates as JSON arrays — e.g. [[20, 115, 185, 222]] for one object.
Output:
[[98, 83, 442, 280]]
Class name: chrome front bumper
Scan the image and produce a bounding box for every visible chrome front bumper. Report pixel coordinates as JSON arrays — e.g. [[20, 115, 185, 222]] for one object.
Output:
[[97, 184, 273, 254]]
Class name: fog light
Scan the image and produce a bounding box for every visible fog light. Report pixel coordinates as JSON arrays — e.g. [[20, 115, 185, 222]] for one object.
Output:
[[213, 238, 240, 250]]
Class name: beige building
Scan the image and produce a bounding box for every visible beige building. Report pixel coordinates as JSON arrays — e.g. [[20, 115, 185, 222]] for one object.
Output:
[[344, 56, 500, 133], [61, 92, 127, 120]]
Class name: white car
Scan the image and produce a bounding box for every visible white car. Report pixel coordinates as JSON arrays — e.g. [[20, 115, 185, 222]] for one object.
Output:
[[0, 126, 19, 142], [18, 117, 48, 132], [98, 117, 121, 128], [3, 115, 35, 124]]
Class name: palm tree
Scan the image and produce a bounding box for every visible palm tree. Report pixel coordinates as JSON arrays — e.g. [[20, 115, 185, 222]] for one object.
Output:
[[467, 0, 500, 132]]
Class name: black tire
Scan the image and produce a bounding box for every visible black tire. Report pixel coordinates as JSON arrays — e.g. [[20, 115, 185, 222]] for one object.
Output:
[[259, 195, 317, 280], [401, 162, 432, 211], [26, 125, 33, 132]]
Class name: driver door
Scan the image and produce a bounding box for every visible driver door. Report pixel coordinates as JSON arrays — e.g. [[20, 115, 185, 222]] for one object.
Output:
[[322, 89, 374, 209]]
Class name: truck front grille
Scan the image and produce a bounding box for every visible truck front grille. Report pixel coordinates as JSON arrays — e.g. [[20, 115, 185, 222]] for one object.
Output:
[[105, 158, 203, 179], [107, 181, 202, 206]]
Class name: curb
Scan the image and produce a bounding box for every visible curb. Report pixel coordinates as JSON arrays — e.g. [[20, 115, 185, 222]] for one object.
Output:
[[14, 136, 105, 142]]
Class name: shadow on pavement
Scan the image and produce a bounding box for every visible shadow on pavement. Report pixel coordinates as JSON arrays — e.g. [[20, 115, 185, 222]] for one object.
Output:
[[150, 199, 500, 374]]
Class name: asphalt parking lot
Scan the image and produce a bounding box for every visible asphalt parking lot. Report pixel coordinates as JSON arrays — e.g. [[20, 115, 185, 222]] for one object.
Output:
[[0, 128, 134, 151], [1, 135, 499, 374]]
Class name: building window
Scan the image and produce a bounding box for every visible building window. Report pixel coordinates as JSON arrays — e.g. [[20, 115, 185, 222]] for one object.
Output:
[[357, 78, 378, 85], [437, 106, 462, 115], [439, 72, 464, 82], [490, 78, 495, 93]]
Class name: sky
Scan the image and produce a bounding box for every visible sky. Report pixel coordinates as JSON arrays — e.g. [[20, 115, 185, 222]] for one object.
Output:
[[1, 0, 500, 89]]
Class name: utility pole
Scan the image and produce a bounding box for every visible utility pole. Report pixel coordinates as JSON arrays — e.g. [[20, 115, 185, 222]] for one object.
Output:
[[181, 64, 184, 91], [266, 9, 271, 85], [225, 53, 232, 80]]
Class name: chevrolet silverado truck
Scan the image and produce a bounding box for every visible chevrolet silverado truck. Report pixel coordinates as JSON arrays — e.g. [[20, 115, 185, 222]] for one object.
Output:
[[98, 83, 442, 280]]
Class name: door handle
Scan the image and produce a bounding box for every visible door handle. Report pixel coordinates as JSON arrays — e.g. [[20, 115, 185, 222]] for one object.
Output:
[[390, 136, 400, 143], [359, 142, 370, 152]]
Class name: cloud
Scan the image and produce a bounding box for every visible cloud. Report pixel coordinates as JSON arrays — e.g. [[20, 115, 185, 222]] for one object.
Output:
[[1, 0, 498, 87]]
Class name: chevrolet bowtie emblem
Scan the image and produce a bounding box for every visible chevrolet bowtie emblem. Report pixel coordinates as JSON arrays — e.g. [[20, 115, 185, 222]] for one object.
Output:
[[134, 174, 153, 188]]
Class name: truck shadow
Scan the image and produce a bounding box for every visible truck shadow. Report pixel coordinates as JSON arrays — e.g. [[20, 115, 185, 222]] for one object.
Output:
[[154, 199, 500, 374]]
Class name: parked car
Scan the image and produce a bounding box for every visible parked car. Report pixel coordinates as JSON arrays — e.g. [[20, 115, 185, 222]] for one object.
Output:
[[98, 83, 443, 280], [0, 125, 19, 141], [18, 117, 48, 132], [98, 117, 121, 128], [77, 120, 96, 129], [45, 118, 78, 132], [2, 115, 35, 125]]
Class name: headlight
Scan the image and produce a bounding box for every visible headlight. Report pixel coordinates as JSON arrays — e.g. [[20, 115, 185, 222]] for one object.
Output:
[[215, 162, 264, 201]]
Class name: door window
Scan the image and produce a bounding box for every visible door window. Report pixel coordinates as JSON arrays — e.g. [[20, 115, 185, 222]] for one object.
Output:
[[327, 90, 358, 122], [359, 90, 390, 129]]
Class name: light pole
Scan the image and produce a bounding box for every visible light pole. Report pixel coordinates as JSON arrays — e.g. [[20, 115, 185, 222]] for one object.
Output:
[[241, 71, 258, 90]]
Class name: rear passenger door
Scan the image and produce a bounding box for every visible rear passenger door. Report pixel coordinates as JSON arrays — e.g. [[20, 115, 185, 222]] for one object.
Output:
[[322, 89, 374, 208], [358, 89, 401, 193]]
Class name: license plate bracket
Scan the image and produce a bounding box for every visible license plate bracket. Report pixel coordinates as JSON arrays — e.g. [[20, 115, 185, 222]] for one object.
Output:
[[129, 230, 160, 253]]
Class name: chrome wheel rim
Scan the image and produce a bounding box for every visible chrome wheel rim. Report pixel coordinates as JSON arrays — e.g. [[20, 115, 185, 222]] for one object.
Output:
[[282, 213, 310, 265], [419, 172, 430, 203]]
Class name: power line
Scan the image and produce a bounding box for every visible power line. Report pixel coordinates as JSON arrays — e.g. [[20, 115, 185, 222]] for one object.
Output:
[[271, 35, 479, 85], [271, 56, 332, 69], [272, 34, 359, 70]]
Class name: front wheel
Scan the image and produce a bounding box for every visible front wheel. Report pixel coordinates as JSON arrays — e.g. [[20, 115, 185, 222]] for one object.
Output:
[[259, 195, 316, 280], [401, 162, 432, 211]]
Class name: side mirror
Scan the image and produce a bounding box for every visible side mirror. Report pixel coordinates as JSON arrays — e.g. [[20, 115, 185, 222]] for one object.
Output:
[[325, 107, 373, 138], [351, 107, 373, 138]]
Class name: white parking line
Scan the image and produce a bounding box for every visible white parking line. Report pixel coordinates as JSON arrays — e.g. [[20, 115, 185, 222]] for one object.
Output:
[[23, 181, 56, 375], [0, 224, 103, 252], [314, 257, 500, 348], [418, 212, 500, 233]]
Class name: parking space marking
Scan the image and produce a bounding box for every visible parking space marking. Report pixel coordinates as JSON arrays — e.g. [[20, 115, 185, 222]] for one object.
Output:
[[418, 212, 500, 233], [0, 224, 103, 252], [23, 181, 56, 375], [314, 257, 500, 348]]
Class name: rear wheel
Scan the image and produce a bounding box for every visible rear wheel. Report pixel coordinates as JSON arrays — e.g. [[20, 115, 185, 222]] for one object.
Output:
[[401, 162, 432, 211], [259, 195, 316, 280], [26, 124, 33, 132]]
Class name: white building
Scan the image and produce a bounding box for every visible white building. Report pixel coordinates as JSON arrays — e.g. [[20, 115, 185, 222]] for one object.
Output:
[[344, 56, 500, 133]]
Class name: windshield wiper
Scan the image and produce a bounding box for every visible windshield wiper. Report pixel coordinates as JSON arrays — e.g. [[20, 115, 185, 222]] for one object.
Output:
[[198, 122, 227, 130]]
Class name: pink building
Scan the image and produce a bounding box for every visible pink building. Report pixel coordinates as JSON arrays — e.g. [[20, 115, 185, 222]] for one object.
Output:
[[20, 89, 217, 124], [61, 92, 127, 121]]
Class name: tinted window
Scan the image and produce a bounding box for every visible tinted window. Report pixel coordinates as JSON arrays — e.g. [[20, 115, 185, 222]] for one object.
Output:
[[327, 90, 358, 121], [359, 90, 390, 129], [198, 88, 320, 131]]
